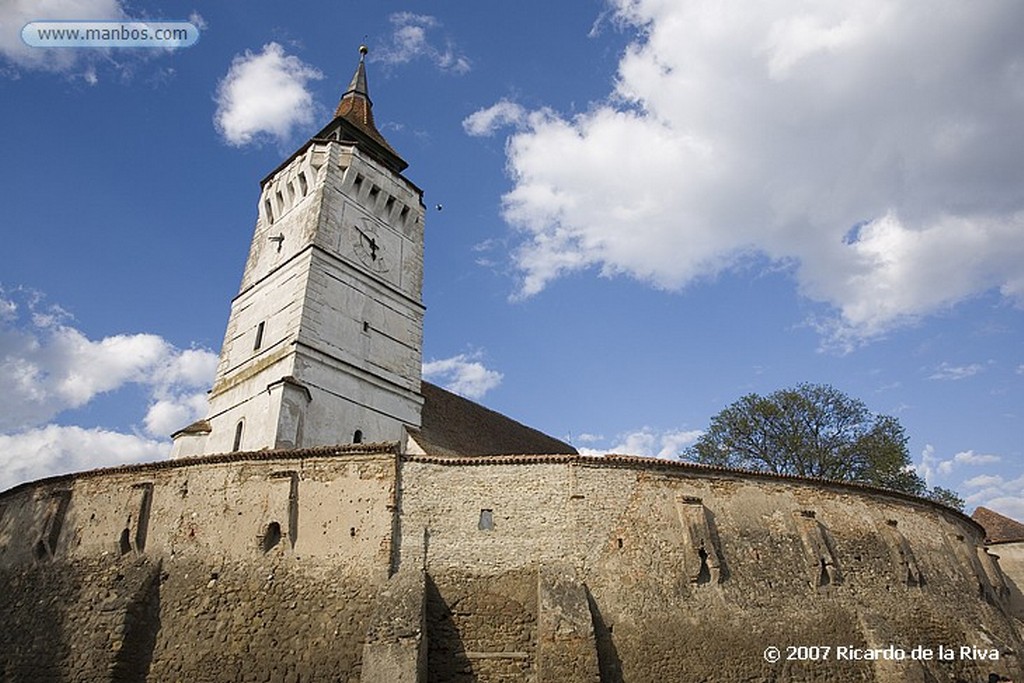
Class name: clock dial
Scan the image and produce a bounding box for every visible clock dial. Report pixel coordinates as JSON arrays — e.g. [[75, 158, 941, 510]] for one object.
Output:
[[352, 220, 390, 273]]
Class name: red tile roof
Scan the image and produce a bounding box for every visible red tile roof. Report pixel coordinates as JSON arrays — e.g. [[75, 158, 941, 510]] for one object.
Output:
[[972, 506, 1024, 544]]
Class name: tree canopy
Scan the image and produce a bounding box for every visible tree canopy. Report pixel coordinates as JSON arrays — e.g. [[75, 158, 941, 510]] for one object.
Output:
[[685, 383, 963, 509]]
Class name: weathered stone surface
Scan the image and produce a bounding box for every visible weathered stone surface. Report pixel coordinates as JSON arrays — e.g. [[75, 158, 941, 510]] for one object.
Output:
[[362, 566, 427, 683], [1, 452, 1022, 682]]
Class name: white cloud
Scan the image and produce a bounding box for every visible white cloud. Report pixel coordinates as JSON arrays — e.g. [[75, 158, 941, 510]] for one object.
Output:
[[918, 443, 1003, 483], [0, 287, 216, 435], [0, 425, 168, 491], [953, 450, 1001, 466], [963, 474, 1004, 489], [0, 288, 215, 489], [579, 427, 702, 459], [373, 13, 470, 74], [929, 362, 985, 381], [463, 100, 528, 137], [214, 42, 323, 147], [487, 0, 1024, 345], [0, 0, 125, 73], [188, 11, 207, 31], [422, 352, 502, 400], [143, 391, 207, 438]]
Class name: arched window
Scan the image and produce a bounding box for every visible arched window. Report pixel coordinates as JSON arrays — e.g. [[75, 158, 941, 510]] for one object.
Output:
[[353, 429, 363, 444], [232, 420, 244, 452]]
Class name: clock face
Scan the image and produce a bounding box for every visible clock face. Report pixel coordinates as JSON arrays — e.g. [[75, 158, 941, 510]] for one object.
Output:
[[352, 219, 390, 273]]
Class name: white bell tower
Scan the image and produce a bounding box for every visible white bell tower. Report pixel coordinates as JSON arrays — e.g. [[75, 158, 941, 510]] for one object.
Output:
[[171, 46, 426, 457]]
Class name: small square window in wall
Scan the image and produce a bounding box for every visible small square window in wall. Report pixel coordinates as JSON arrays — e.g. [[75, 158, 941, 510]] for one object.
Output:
[[478, 509, 494, 531]]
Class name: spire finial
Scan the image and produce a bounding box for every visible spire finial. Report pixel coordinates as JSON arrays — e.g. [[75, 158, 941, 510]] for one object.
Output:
[[359, 44, 368, 61]]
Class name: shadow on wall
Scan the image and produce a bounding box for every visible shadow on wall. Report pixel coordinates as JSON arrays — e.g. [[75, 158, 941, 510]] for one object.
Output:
[[109, 558, 162, 681], [425, 574, 471, 682], [586, 587, 623, 683], [0, 566, 67, 682], [0, 492, 71, 682]]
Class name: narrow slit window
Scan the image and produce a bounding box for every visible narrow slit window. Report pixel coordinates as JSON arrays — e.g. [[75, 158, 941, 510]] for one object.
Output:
[[353, 429, 363, 444], [264, 198, 275, 224], [818, 558, 832, 587], [232, 420, 244, 452], [254, 321, 265, 351], [298, 172, 308, 196]]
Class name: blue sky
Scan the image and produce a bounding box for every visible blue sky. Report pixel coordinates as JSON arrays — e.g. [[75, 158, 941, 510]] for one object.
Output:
[[1, 1, 1023, 518]]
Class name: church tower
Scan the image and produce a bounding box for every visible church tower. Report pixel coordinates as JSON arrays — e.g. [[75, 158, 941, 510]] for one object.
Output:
[[171, 46, 425, 457]]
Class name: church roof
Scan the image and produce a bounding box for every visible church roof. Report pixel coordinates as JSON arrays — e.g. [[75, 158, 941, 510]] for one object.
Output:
[[972, 506, 1024, 544], [411, 381, 578, 457], [325, 45, 407, 173]]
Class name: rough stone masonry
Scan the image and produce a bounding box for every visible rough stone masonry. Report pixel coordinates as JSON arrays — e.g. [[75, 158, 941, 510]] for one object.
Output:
[[1, 446, 1022, 682]]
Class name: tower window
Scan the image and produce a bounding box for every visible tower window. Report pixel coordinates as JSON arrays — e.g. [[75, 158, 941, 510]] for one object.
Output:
[[478, 509, 494, 531], [298, 172, 308, 197], [353, 429, 363, 444], [353, 173, 364, 193], [264, 198, 275, 224], [232, 420, 244, 452], [254, 321, 265, 351]]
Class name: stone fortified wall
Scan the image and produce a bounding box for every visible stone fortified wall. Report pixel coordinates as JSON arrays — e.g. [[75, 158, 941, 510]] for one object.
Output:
[[0, 446, 1021, 682]]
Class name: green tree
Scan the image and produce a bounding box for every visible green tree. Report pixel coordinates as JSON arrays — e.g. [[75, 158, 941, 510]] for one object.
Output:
[[685, 383, 962, 509]]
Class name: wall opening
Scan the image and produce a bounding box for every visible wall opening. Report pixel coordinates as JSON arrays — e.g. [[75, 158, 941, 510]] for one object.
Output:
[[353, 429, 363, 444], [232, 420, 244, 452], [119, 528, 132, 555], [478, 509, 494, 531], [261, 521, 282, 553], [253, 321, 265, 351], [818, 558, 832, 587], [264, 198, 274, 224], [298, 171, 308, 196], [696, 545, 712, 584]]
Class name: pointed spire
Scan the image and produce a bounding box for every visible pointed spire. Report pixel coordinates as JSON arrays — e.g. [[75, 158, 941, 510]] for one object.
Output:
[[330, 45, 407, 172], [336, 44, 371, 117]]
